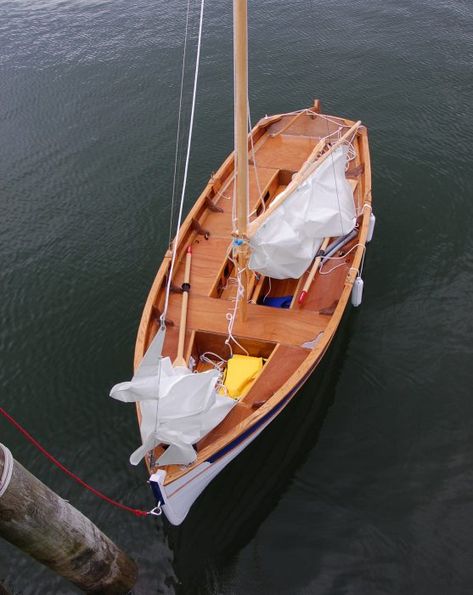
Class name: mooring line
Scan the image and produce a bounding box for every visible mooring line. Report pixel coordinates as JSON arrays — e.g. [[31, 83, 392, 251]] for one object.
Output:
[[0, 407, 157, 518]]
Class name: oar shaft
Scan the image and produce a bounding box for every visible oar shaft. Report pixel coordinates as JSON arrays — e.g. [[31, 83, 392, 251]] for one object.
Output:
[[175, 246, 192, 366], [298, 237, 331, 305]]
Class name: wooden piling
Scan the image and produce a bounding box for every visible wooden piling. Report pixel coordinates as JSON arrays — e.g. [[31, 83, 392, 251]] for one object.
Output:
[[0, 444, 138, 594]]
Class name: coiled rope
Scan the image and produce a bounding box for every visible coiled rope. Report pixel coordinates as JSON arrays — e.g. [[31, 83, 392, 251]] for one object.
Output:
[[0, 444, 13, 497]]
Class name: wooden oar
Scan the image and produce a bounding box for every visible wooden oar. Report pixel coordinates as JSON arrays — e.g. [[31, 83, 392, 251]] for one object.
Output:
[[173, 246, 192, 368], [297, 237, 330, 305]]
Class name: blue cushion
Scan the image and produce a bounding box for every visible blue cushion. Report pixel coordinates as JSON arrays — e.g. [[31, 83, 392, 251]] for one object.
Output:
[[262, 295, 293, 308]]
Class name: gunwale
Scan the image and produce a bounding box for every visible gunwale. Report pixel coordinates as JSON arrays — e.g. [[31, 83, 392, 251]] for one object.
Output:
[[133, 103, 371, 486]]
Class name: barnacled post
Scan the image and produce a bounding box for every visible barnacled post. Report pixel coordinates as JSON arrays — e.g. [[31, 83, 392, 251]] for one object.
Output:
[[0, 444, 138, 594]]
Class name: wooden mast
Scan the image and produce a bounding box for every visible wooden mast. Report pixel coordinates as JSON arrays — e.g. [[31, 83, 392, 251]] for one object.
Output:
[[234, 0, 249, 321]]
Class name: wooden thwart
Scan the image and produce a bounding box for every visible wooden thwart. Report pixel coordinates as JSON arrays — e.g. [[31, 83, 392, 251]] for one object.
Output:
[[166, 294, 326, 347]]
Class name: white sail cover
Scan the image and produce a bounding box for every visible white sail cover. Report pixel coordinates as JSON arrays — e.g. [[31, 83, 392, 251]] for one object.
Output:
[[110, 330, 236, 466], [249, 145, 356, 279]]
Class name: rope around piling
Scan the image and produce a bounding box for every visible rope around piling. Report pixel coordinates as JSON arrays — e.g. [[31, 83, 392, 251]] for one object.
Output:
[[0, 444, 13, 497], [0, 407, 155, 518]]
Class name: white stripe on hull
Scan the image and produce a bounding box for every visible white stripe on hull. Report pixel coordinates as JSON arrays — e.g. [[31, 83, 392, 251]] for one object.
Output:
[[150, 331, 337, 525], [151, 406, 281, 525]]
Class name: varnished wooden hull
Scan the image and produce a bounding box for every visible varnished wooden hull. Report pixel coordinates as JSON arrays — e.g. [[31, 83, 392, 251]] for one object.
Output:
[[136, 101, 372, 525], [149, 338, 333, 525]]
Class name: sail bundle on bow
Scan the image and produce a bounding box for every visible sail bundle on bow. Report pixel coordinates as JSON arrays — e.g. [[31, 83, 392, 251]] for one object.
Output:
[[110, 329, 236, 466], [248, 144, 356, 280]]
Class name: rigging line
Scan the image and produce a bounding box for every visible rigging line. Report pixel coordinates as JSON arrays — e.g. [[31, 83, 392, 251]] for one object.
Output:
[[272, 108, 351, 131], [224, 251, 249, 357], [168, 0, 193, 245], [225, 272, 249, 357], [152, 340, 164, 451], [248, 101, 264, 217], [162, 0, 205, 324], [263, 277, 272, 301], [151, 0, 191, 456], [359, 239, 367, 276], [231, 39, 238, 234], [174, 2, 202, 218], [325, 116, 346, 237], [232, 164, 237, 232], [316, 112, 351, 129]]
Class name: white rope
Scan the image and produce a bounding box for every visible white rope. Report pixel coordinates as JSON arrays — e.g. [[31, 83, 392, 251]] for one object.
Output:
[[231, 31, 238, 235], [231, 166, 238, 233], [162, 0, 205, 324], [319, 242, 366, 276], [267, 108, 350, 131], [267, 108, 357, 163], [199, 351, 228, 393], [323, 117, 346, 239], [248, 102, 264, 217], [200, 351, 227, 368], [168, 0, 192, 244], [224, 251, 249, 357], [152, 337, 164, 444], [0, 444, 13, 498], [358, 201, 372, 216], [263, 277, 272, 301]]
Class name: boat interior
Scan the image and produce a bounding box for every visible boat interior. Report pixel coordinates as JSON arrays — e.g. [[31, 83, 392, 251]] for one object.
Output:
[[135, 103, 371, 476]]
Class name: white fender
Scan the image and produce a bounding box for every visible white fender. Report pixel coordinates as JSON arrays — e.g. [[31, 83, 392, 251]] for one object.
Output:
[[351, 277, 364, 307], [367, 212, 376, 243]]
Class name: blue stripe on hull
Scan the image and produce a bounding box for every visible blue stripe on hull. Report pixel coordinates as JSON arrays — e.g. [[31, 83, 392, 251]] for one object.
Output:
[[150, 477, 164, 503], [207, 362, 317, 464]]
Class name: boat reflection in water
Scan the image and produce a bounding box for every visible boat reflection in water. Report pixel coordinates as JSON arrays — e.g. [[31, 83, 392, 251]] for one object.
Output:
[[166, 311, 357, 593]]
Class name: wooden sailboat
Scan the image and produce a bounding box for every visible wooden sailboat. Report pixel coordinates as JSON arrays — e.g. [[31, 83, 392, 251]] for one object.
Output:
[[111, 0, 373, 525]]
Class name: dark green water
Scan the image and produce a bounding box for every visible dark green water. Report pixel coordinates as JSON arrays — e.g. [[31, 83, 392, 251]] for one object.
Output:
[[1, 0, 473, 593]]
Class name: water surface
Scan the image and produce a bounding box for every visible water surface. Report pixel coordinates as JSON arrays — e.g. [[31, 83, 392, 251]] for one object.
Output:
[[1, 0, 473, 593]]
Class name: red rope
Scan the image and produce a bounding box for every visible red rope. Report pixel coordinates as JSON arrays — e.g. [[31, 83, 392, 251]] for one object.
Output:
[[0, 407, 149, 518]]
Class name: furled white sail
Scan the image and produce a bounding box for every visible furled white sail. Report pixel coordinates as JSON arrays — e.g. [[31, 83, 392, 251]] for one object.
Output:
[[110, 330, 236, 466], [248, 145, 356, 279]]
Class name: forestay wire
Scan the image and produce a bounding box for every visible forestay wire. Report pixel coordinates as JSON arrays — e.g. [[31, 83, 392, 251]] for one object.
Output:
[[161, 0, 205, 325], [168, 0, 192, 245]]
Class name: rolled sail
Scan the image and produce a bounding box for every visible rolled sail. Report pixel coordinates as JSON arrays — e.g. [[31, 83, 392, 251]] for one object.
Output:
[[248, 145, 356, 279], [110, 329, 236, 467]]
